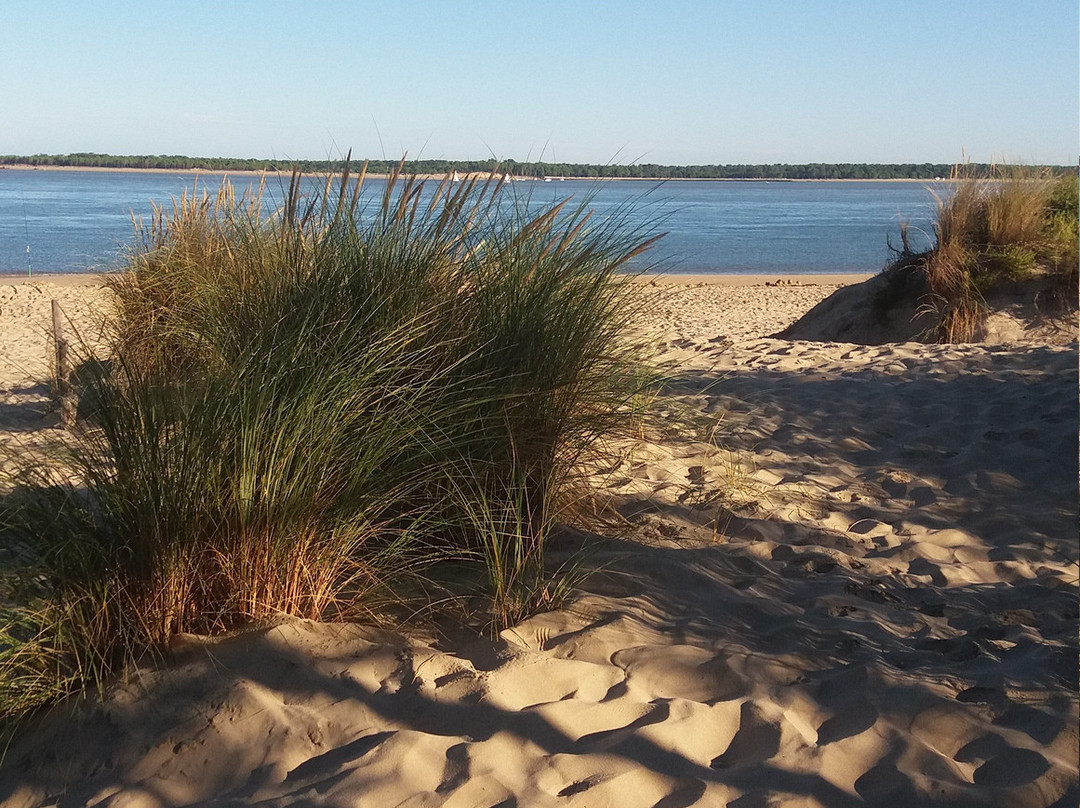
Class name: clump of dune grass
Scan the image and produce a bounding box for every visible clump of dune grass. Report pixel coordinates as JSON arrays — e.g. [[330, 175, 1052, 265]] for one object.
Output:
[[447, 469, 591, 633], [885, 166, 1078, 342], [0, 162, 661, 726]]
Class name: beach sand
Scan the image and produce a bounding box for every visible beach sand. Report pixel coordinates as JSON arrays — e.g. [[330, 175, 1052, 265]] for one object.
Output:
[[0, 276, 1076, 807]]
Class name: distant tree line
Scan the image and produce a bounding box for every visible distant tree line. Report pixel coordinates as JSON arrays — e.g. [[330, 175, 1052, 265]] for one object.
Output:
[[0, 153, 1072, 179]]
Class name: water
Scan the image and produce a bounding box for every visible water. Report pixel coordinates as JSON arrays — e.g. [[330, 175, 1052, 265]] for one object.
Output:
[[0, 169, 942, 276]]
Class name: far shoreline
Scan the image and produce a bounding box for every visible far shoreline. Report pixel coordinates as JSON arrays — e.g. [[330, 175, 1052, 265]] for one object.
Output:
[[0, 164, 940, 183], [0, 271, 875, 288]]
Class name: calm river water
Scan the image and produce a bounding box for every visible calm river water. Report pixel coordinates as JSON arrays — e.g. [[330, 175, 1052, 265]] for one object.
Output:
[[0, 170, 943, 276]]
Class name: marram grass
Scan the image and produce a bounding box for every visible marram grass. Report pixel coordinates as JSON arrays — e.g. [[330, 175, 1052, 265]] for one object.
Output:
[[891, 166, 1078, 342], [0, 163, 662, 727]]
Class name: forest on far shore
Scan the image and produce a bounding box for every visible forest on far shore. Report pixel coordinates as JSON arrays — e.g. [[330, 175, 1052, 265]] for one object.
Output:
[[2, 153, 1073, 180]]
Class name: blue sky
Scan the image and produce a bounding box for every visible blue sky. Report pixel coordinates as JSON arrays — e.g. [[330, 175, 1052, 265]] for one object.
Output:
[[3, 1, 1076, 164]]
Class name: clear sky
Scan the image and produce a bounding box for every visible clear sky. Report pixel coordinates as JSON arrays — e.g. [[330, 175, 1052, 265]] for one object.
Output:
[[3, 0, 1077, 164]]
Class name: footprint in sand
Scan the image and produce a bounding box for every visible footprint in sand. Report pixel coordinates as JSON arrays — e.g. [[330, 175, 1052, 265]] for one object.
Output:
[[815, 696, 879, 745], [853, 749, 920, 805], [556, 774, 615, 797], [612, 645, 746, 703], [993, 703, 1067, 746], [284, 730, 395, 786], [650, 779, 708, 808], [710, 702, 782, 769], [435, 742, 471, 794], [972, 748, 1050, 787], [576, 701, 671, 752]]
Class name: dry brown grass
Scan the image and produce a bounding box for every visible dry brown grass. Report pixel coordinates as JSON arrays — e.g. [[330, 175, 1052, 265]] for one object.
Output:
[[911, 166, 1077, 342]]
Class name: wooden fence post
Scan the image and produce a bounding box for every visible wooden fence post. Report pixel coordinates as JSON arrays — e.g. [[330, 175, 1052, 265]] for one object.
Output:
[[51, 299, 77, 430]]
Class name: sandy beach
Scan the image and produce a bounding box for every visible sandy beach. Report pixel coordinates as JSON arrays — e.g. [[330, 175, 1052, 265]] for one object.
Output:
[[0, 276, 1075, 807]]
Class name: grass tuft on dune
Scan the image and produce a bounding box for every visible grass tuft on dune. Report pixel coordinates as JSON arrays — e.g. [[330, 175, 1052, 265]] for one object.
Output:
[[881, 167, 1079, 342], [0, 162, 661, 727]]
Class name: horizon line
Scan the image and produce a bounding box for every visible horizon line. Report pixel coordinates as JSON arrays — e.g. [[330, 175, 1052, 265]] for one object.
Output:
[[2, 153, 1076, 169]]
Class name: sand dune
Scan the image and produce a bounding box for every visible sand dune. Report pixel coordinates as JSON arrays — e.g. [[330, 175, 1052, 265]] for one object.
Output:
[[0, 278, 1076, 807]]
